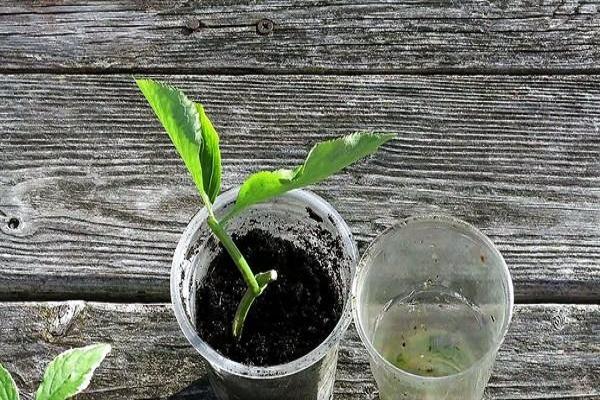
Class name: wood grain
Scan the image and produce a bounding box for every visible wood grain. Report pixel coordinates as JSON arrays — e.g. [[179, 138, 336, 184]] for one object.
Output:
[[0, 74, 599, 302], [0, 302, 597, 399], [0, 1, 599, 73]]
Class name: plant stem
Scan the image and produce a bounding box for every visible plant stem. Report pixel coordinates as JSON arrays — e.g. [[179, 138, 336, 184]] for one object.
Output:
[[203, 197, 277, 339], [206, 215, 261, 296], [233, 270, 277, 339]]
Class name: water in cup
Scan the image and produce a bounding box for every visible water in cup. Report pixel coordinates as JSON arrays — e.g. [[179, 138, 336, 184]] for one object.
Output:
[[372, 282, 495, 377]]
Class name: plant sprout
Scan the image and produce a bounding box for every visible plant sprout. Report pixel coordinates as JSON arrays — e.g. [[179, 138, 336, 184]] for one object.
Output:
[[136, 79, 394, 339], [0, 344, 110, 400]]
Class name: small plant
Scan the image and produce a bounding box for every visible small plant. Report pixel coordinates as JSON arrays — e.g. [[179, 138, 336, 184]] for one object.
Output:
[[0, 344, 110, 400], [136, 79, 394, 339]]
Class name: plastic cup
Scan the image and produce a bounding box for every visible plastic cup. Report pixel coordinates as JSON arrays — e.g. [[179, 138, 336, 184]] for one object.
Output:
[[352, 215, 513, 400], [171, 188, 358, 400]]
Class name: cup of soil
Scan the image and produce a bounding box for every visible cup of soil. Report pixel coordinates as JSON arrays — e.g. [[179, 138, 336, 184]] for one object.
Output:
[[171, 187, 358, 400]]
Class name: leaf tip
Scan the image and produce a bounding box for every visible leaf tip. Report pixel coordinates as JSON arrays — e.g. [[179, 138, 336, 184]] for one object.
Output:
[[381, 132, 397, 141], [360, 131, 396, 146], [96, 343, 112, 357], [134, 78, 174, 97], [269, 270, 278, 281], [134, 77, 151, 89]]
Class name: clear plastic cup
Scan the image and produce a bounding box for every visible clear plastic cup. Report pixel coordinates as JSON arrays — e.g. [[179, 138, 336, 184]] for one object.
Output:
[[171, 188, 358, 400], [352, 215, 513, 400]]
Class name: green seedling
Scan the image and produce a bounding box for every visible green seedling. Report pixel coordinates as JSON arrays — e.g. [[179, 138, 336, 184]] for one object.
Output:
[[0, 344, 111, 400], [136, 79, 394, 339]]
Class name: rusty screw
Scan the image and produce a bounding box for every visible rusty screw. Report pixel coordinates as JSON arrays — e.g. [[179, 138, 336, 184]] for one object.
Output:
[[256, 18, 274, 36]]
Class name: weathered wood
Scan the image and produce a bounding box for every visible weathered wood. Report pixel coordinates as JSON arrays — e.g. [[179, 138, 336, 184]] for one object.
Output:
[[1, 1, 599, 73], [0, 74, 599, 302], [0, 302, 597, 399]]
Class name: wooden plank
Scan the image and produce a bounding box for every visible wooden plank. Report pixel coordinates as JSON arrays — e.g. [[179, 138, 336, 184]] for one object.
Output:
[[0, 302, 597, 399], [0, 74, 599, 302], [0, 1, 599, 73]]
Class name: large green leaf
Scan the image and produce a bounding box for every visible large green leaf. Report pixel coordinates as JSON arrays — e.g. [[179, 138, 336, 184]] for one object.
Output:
[[0, 363, 19, 400], [136, 79, 221, 203], [35, 344, 111, 400], [235, 132, 395, 212]]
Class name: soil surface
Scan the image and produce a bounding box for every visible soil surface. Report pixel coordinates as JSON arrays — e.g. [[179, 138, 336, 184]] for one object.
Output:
[[195, 228, 343, 366]]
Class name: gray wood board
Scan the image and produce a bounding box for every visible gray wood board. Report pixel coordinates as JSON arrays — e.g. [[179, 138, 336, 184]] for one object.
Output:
[[1, 1, 599, 73], [0, 302, 597, 399], [0, 74, 599, 302]]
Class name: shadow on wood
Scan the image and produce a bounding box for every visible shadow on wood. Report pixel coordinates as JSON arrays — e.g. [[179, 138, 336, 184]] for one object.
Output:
[[167, 376, 217, 400]]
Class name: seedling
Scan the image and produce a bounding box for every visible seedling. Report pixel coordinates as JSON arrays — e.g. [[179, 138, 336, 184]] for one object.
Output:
[[136, 79, 394, 339], [0, 344, 110, 400]]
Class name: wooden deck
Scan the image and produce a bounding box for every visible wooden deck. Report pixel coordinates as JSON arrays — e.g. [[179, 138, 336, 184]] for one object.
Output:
[[0, 2, 598, 399]]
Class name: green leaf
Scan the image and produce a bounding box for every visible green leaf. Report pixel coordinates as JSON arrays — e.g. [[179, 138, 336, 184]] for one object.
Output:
[[0, 363, 19, 400], [35, 344, 111, 400], [136, 79, 221, 203], [196, 103, 222, 203], [234, 132, 395, 212]]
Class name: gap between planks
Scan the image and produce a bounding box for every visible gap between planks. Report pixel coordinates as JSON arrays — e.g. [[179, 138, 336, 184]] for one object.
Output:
[[3, 67, 600, 76]]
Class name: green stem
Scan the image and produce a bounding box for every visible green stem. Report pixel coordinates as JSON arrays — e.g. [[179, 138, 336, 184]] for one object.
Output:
[[233, 270, 277, 339], [207, 215, 261, 295], [203, 195, 277, 338]]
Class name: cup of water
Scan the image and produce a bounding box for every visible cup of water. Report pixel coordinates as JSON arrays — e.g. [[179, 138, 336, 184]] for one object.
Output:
[[352, 215, 513, 400]]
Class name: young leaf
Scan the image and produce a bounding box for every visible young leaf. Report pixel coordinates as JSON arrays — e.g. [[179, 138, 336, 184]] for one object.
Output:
[[0, 363, 19, 400], [196, 103, 222, 203], [234, 132, 395, 212], [233, 269, 278, 339], [35, 344, 111, 400], [136, 79, 221, 203]]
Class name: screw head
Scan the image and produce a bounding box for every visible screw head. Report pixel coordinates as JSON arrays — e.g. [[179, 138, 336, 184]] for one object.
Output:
[[185, 17, 202, 31], [256, 18, 274, 35]]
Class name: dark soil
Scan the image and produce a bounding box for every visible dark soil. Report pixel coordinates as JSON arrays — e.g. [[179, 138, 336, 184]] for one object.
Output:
[[195, 228, 343, 366]]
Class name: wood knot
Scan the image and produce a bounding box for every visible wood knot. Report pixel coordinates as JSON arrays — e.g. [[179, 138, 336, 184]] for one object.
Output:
[[256, 18, 274, 36], [551, 313, 566, 330], [0, 210, 21, 232], [7, 217, 20, 230], [47, 301, 85, 339]]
